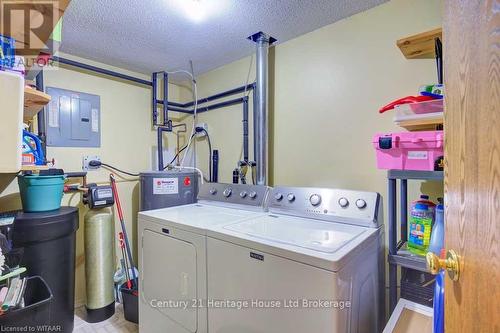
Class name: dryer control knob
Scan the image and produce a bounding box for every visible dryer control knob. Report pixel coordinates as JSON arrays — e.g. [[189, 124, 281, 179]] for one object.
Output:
[[249, 191, 257, 199], [338, 197, 349, 208], [209, 188, 217, 195], [309, 194, 322, 206], [240, 191, 247, 198], [223, 188, 232, 197], [275, 193, 284, 201], [356, 199, 367, 209], [287, 193, 296, 202]]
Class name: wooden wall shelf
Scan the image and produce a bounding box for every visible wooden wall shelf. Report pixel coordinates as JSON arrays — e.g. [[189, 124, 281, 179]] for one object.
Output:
[[20, 165, 49, 172], [396, 116, 443, 131], [24, 86, 51, 121], [397, 28, 443, 59]]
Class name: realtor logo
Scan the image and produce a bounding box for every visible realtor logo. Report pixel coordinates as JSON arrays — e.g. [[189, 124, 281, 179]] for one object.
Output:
[[1, 0, 61, 56]]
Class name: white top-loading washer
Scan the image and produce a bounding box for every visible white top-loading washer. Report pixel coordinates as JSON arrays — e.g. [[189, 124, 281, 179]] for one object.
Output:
[[138, 183, 270, 333], [205, 186, 385, 333]]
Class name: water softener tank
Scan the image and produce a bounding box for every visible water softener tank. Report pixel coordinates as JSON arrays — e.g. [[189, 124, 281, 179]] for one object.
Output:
[[84, 208, 115, 322], [140, 170, 198, 211]]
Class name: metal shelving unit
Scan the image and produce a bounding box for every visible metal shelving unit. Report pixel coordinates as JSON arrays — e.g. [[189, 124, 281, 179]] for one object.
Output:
[[387, 170, 444, 312]]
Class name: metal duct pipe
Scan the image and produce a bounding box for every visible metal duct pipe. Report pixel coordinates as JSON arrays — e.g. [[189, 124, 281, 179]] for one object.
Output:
[[256, 37, 267, 185], [248, 32, 276, 185], [252, 87, 258, 162]]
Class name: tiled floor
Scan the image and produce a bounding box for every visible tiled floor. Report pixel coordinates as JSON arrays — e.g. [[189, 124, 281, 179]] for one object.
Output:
[[74, 304, 138, 333]]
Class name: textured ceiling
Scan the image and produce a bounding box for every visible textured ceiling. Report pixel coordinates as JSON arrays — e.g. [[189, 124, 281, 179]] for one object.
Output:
[[60, 0, 387, 78]]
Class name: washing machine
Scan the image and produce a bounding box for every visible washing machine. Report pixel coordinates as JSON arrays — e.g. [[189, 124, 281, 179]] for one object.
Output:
[[137, 183, 270, 333], [205, 186, 385, 333]]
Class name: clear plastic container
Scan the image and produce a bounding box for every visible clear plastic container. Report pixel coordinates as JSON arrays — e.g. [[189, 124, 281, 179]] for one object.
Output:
[[394, 99, 443, 122]]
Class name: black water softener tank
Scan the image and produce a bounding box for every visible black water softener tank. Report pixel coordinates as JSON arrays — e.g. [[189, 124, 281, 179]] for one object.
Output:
[[12, 207, 79, 332]]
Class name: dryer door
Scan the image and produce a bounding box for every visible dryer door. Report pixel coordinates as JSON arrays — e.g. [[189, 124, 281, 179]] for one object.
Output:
[[142, 229, 198, 333]]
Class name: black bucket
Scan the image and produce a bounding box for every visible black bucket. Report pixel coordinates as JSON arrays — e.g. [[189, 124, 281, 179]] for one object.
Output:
[[120, 279, 138, 324], [0, 276, 53, 328]]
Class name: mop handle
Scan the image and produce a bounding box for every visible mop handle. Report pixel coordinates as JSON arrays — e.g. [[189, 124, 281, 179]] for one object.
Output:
[[119, 233, 132, 289], [110, 174, 137, 286], [111, 174, 124, 221]]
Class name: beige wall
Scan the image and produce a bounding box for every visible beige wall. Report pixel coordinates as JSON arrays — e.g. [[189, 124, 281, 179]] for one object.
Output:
[[0, 54, 190, 306], [190, 0, 442, 192], [188, 0, 444, 294]]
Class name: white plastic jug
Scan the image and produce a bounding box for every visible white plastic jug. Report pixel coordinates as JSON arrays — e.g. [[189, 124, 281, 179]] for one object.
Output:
[[429, 204, 445, 255], [0, 71, 24, 172]]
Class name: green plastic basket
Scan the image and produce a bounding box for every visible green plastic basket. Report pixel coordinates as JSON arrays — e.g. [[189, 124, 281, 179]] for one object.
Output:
[[18, 175, 65, 212]]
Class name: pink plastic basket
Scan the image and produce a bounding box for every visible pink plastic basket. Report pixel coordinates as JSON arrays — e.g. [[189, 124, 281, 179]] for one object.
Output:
[[373, 131, 444, 171]]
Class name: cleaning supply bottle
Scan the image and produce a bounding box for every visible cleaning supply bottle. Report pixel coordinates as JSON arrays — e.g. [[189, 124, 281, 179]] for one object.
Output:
[[22, 129, 45, 165], [411, 195, 436, 214], [408, 203, 433, 256], [429, 201, 444, 255]]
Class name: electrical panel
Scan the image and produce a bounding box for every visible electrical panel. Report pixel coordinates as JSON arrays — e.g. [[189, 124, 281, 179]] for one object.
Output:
[[46, 87, 101, 147]]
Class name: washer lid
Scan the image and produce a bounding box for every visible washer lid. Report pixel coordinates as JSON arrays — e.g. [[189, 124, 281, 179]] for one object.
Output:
[[224, 214, 365, 253], [208, 213, 380, 272]]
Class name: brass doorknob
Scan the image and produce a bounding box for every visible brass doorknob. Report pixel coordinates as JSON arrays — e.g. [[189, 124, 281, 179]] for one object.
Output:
[[426, 250, 461, 281]]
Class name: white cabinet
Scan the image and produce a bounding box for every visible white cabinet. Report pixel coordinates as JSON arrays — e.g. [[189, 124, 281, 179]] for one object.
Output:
[[0, 71, 24, 173]]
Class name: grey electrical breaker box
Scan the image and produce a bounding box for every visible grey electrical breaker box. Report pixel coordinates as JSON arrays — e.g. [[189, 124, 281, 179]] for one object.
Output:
[[46, 87, 101, 147]]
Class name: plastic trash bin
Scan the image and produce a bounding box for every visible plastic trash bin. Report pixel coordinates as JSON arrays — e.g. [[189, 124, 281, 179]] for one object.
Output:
[[0, 276, 53, 328]]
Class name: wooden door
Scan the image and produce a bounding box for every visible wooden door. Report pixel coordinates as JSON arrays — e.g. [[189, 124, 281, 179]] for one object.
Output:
[[443, 1, 499, 332]]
